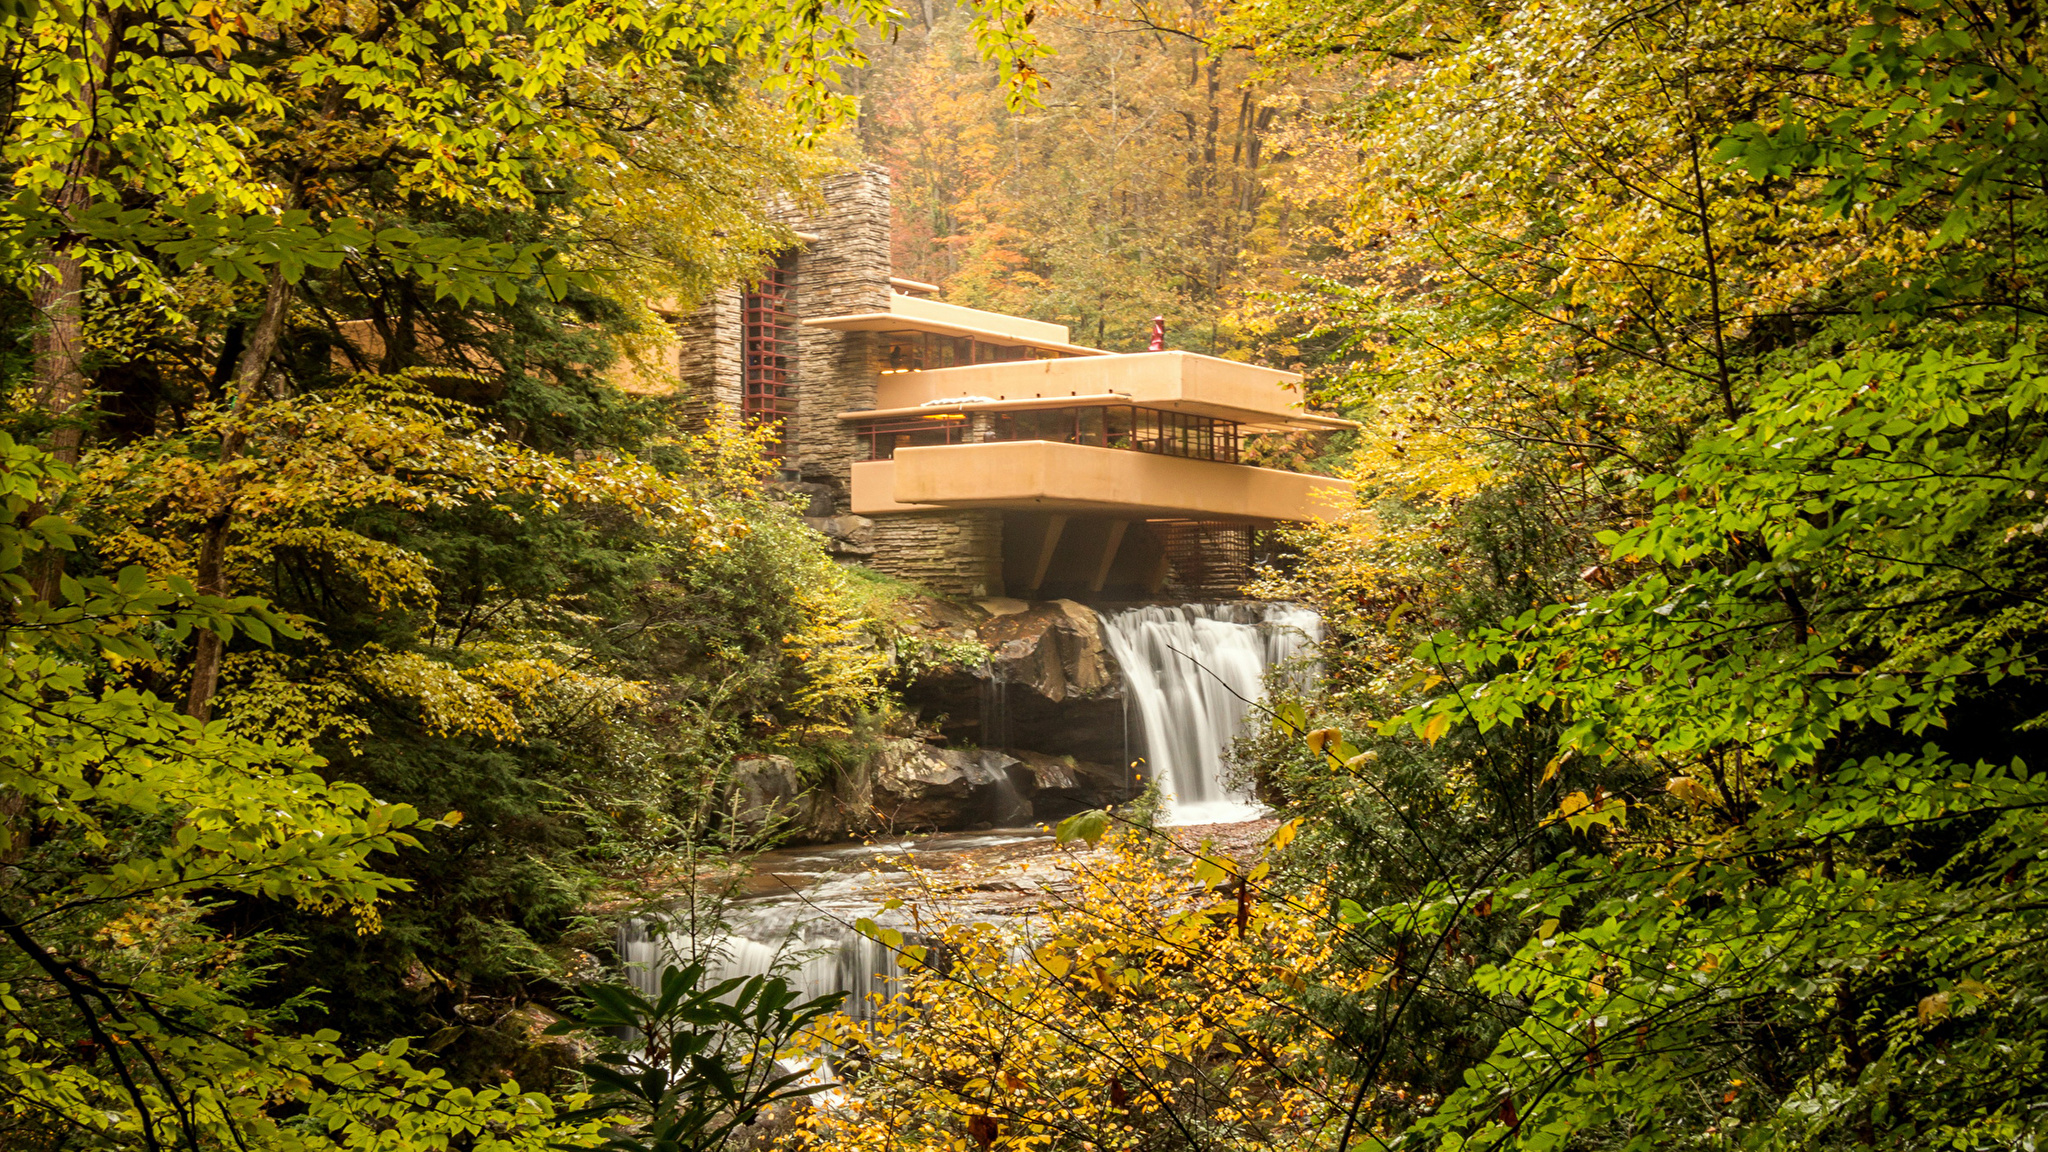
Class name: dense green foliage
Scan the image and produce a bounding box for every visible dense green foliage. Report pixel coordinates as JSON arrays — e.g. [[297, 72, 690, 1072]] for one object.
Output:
[[549, 965, 845, 1152], [0, 438, 607, 1149], [1234, 0, 2048, 1148], [0, 0, 1038, 1140], [11, 0, 2048, 1148]]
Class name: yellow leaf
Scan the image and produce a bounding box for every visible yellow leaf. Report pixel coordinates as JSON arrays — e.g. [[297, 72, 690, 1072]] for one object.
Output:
[[1666, 776, 1715, 808], [1266, 818, 1304, 852], [1420, 711, 1450, 745], [1552, 791, 1592, 825]]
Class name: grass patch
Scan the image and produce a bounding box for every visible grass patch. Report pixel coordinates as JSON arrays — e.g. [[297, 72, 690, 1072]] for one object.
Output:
[[841, 565, 946, 617]]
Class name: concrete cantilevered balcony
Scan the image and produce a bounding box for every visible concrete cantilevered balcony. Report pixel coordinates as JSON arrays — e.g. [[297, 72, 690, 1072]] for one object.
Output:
[[851, 441, 1354, 521], [804, 294, 1108, 357], [863, 351, 1350, 432]]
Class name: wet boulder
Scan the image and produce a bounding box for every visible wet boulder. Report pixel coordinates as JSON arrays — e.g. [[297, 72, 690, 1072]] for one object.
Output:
[[863, 739, 1032, 831], [981, 598, 1114, 703], [900, 598, 1132, 767], [1009, 750, 1140, 816]]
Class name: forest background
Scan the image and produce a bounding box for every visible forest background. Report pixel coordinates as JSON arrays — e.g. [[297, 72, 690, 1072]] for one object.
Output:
[[4, 0, 2048, 1149]]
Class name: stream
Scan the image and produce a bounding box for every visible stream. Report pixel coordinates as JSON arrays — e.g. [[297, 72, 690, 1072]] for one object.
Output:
[[623, 602, 1320, 1019], [620, 829, 1055, 1021]]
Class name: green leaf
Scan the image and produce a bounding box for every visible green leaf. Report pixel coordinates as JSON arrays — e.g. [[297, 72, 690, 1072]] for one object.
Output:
[[1055, 809, 1110, 848]]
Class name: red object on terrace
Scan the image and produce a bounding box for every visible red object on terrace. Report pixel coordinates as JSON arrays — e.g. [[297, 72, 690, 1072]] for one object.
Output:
[[1147, 316, 1165, 352]]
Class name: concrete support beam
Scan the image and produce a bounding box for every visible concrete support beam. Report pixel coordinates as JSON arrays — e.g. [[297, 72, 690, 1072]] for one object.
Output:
[[1089, 520, 1128, 595], [1026, 514, 1068, 598], [1144, 544, 1172, 596]]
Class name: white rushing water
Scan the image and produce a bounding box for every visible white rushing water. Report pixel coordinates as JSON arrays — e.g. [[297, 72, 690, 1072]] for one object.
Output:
[[1097, 602, 1321, 826], [622, 878, 905, 1025], [619, 602, 1321, 1020], [619, 833, 1041, 1023]]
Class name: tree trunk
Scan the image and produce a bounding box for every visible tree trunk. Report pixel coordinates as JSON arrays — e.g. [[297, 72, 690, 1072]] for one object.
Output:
[[26, 243, 91, 606], [26, 5, 123, 603], [185, 265, 293, 722], [31, 3, 121, 463], [1244, 107, 1275, 215], [1202, 57, 1220, 187], [33, 244, 90, 466]]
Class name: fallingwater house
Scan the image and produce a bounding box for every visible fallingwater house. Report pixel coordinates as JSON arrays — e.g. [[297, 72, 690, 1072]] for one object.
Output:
[[617, 169, 1356, 998], [643, 166, 1356, 602]]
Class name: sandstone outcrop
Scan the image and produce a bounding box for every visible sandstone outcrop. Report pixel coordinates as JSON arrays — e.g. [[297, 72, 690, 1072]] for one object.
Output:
[[868, 740, 1032, 829], [1007, 749, 1135, 815], [730, 755, 820, 835], [898, 597, 1134, 769], [804, 512, 876, 557], [730, 738, 1132, 844], [729, 596, 1146, 845]]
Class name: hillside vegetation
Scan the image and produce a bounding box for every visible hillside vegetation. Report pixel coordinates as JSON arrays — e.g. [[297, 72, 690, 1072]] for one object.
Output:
[[830, 2, 2048, 1150], [3, 0, 2047, 1149]]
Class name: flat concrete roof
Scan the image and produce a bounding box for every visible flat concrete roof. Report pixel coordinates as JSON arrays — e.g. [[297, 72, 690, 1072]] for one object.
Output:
[[804, 295, 1108, 356]]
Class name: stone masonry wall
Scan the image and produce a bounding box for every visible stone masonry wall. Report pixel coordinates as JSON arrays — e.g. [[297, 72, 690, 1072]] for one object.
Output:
[[672, 164, 1008, 595], [674, 288, 742, 428], [777, 166, 893, 504], [867, 511, 1006, 599]]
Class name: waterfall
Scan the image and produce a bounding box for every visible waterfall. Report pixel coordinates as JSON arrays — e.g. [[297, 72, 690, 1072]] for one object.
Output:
[[980, 657, 1011, 752], [1097, 602, 1321, 826], [619, 874, 911, 1026], [615, 833, 1037, 1027], [614, 602, 1320, 1023]]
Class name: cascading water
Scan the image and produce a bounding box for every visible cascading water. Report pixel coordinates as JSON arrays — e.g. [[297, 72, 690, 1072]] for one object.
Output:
[[980, 657, 1011, 752], [1096, 602, 1321, 826], [617, 833, 1041, 1027], [620, 870, 911, 1026], [618, 602, 1319, 1022]]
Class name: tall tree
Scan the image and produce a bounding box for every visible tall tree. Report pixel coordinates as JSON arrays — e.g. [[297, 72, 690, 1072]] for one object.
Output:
[[860, 0, 1336, 354], [0, 0, 1043, 1131]]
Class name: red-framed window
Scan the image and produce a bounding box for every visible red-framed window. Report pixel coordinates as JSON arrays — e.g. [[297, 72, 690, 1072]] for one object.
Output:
[[878, 330, 1063, 373], [852, 405, 1244, 464], [744, 259, 797, 458]]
